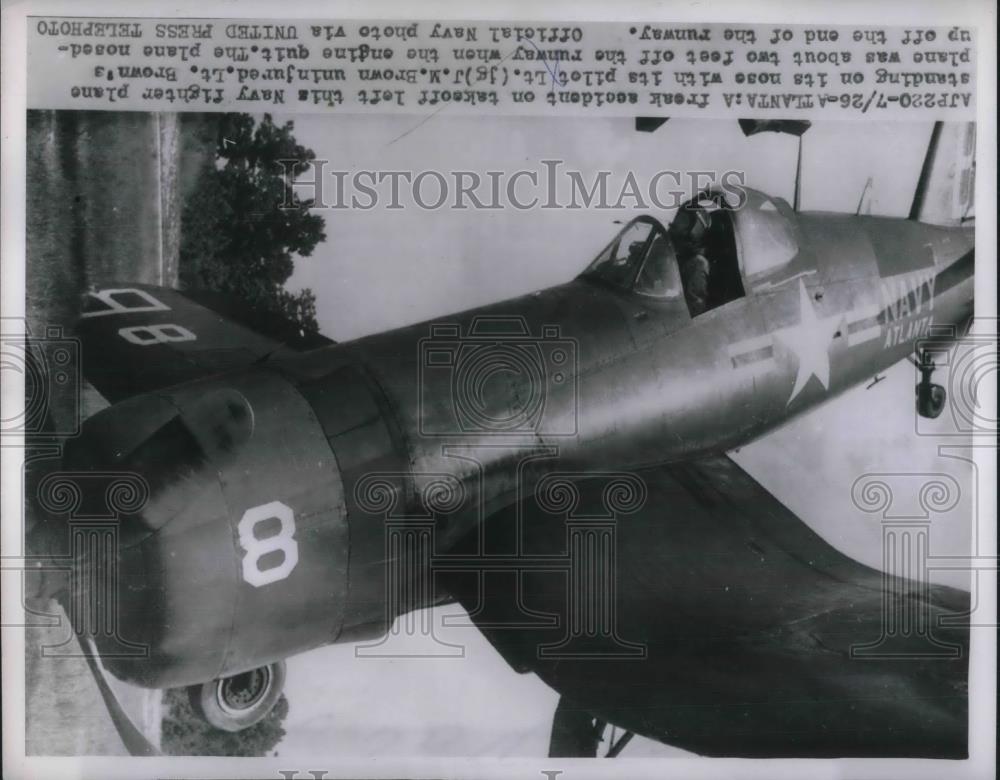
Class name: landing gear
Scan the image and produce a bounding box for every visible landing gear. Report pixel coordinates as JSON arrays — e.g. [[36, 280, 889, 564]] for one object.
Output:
[[913, 351, 946, 419], [548, 696, 635, 757], [187, 660, 286, 732]]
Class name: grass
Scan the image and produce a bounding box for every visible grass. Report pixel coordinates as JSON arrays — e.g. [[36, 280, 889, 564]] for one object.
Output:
[[25, 604, 161, 756]]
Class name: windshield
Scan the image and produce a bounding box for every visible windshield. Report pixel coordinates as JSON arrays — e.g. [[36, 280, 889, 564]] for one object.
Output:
[[582, 217, 681, 299]]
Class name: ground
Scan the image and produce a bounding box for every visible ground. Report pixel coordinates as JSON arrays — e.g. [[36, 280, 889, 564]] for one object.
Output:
[[22, 109, 189, 755], [24, 604, 161, 755]]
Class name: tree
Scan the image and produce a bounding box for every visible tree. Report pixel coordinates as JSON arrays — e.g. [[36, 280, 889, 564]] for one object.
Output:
[[215, 113, 316, 176], [180, 113, 326, 335], [160, 688, 290, 756], [273, 287, 319, 333]]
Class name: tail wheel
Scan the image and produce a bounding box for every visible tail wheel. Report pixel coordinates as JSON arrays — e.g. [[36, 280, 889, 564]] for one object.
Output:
[[916, 382, 946, 419], [548, 696, 635, 758], [187, 660, 286, 732]]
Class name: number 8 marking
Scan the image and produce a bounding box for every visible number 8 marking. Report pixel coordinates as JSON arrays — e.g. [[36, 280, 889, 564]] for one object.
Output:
[[118, 323, 196, 345], [238, 501, 299, 587]]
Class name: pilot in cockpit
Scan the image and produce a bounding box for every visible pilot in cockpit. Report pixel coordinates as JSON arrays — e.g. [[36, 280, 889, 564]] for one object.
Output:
[[669, 205, 713, 316]]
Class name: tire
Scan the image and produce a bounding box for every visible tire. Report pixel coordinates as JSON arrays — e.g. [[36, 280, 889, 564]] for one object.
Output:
[[916, 382, 946, 419], [187, 660, 286, 732]]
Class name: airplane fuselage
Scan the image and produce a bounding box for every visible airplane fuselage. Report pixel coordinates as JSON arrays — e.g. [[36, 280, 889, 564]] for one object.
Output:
[[72, 207, 974, 689]]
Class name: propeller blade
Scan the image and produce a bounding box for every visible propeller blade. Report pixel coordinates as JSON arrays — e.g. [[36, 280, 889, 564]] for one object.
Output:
[[738, 119, 812, 137], [80, 637, 161, 756], [635, 117, 669, 133]]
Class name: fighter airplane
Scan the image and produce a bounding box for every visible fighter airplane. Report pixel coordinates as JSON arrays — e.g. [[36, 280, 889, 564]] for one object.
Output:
[[27, 120, 975, 758]]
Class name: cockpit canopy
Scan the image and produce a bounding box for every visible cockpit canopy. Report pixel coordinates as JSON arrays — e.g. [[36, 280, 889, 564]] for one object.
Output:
[[581, 190, 748, 317], [582, 216, 682, 300], [731, 188, 800, 281]]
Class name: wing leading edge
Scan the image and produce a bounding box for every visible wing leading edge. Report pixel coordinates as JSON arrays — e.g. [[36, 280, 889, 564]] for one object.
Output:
[[439, 455, 969, 758]]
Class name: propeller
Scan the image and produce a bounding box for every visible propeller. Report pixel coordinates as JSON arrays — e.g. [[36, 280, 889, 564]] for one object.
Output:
[[80, 636, 162, 756]]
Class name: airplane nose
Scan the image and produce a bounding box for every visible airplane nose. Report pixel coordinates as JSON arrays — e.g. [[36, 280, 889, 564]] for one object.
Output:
[[59, 370, 351, 689], [61, 387, 255, 686]]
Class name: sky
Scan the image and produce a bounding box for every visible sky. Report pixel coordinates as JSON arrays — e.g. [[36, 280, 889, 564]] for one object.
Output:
[[285, 116, 930, 340], [270, 116, 977, 758]]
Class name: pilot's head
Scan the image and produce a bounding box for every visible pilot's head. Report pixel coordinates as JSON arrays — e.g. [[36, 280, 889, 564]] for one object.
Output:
[[670, 207, 712, 253], [627, 240, 647, 262]]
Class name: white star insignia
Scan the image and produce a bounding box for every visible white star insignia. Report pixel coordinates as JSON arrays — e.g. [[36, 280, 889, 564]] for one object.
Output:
[[773, 279, 844, 405]]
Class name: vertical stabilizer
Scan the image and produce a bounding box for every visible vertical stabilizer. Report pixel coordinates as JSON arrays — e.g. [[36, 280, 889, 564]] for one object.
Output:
[[909, 122, 976, 225]]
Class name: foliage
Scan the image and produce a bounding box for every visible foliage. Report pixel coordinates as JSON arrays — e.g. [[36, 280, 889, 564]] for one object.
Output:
[[160, 687, 289, 756], [179, 113, 325, 335], [273, 287, 319, 331]]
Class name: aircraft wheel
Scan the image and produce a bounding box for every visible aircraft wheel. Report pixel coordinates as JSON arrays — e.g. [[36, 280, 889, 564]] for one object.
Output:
[[187, 660, 286, 732], [916, 382, 946, 419]]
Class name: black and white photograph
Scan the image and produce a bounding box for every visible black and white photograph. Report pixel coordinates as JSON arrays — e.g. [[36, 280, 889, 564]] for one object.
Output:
[[1, 5, 996, 779]]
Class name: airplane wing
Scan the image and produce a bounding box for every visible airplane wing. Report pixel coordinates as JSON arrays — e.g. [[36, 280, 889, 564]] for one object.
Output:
[[75, 284, 333, 402], [438, 455, 969, 758]]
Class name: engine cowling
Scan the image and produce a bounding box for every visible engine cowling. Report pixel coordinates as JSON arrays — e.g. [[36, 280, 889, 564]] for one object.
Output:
[[61, 368, 349, 688]]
